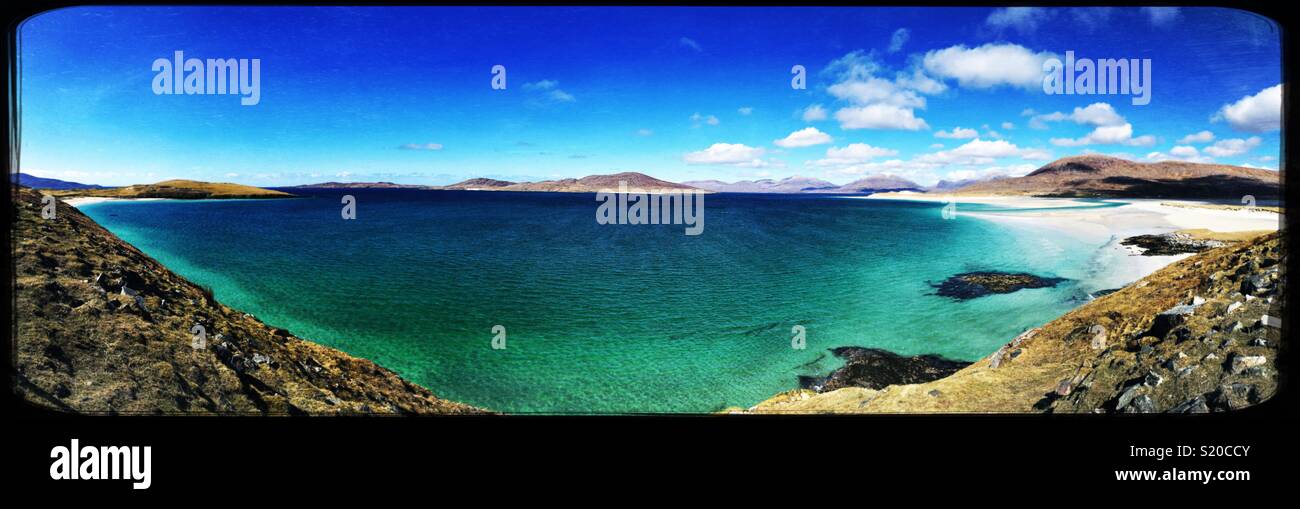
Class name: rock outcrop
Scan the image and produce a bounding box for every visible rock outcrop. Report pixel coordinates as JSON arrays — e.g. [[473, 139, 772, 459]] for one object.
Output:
[[799, 347, 970, 392], [932, 271, 1066, 300], [13, 187, 486, 415]]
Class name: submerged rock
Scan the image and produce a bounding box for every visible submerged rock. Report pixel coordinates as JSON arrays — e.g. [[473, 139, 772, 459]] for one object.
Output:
[[932, 271, 1066, 300]]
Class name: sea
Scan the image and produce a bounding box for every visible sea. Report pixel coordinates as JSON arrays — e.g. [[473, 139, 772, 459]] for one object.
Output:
[[80, 189, 1125, 413]]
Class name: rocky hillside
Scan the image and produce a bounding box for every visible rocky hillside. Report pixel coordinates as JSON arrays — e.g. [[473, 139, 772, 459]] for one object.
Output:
[[439, 178, 516, 190], [47, 179, 295, 200], [952, 155, 1280, 199], [746, 231, 1282, 413], [13, 187, 485, 415]]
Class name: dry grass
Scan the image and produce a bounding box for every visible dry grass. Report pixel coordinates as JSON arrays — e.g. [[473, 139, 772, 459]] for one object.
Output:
[[45, 179, 293, 199]]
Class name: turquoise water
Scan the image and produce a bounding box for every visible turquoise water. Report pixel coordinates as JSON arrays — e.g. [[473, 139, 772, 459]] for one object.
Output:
[[80, 190, 1108, 413]]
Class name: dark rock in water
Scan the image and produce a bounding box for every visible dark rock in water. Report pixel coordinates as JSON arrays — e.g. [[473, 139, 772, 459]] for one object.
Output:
[[1121, 233, 1225, 256], [932, 271, 1066, 300], [1090, 288, 1122, 298], [801, 347, 971, 393]]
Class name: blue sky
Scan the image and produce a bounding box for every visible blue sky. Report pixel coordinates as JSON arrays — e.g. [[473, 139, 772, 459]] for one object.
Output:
[[18, 6, 1282, 187]]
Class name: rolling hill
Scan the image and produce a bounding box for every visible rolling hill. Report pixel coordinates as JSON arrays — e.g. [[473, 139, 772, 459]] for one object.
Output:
[[952, 155, 1280, 199], [48, 179, 296, 199], [11, 173, 107, 190]]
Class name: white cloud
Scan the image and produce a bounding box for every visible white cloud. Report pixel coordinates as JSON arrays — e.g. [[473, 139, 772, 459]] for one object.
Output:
[[523, 80, 575, 103], [774, 127, 833, 148], [828, 77, 925, 108], [814, 143, 899, 166], [1214, 84, 1281, 133], [548, 90, 575, 102], [1142, 7, 1181, 28], [985, 7, 1053, 35], [1030, 102, 1126, 129], [1069, 103, 1126, 126], [679, 37, 702, 52], [935, 127, 978, 139], [522, 80, 557, 91], [683, 143, 772, 167], [1203, 137, 1262, 157], [834, 104, 929, 130], [822, 50, 943, 132], [802, 104, 828, 122], [922, 43, 1057, 90], [1146, 145, 1212, 164], [400, 143, 444, 151], [1050, 123, 1156, 147], [917, 138, 1051, 165], [738, 106, 754, 116], [887, 28, 910, 53], [690, 112, 720, 127], [636, 129, 654, 137], [1178, 130, 1215, 144], [1001, 121, 1015, 130]]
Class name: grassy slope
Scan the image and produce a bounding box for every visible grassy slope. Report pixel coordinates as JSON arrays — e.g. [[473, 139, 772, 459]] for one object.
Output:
[[14, 187, 485, 414], [45, 179, 294, 199], [746, 231, 1282, 413]]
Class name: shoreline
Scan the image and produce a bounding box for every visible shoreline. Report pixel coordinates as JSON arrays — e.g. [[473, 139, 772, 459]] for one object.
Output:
[[861, 192, 1280, 294], [60, 196, 165, 207]]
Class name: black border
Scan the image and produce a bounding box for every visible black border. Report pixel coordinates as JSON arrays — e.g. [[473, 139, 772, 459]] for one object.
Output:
[[5, 1, 1296, 495]]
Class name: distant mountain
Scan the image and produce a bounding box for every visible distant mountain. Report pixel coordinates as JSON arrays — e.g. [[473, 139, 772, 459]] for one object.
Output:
[[815, 175, 924, 194], [288, 181, 429, 189], [439, 178, 516, 190], [683, 176, 839, 193], [49, 180, 295, 199], [952, 155, 1281, 198], [440, 172, 703, 193], [929, 175, 1007, 192], [11, 173, 106, 190]]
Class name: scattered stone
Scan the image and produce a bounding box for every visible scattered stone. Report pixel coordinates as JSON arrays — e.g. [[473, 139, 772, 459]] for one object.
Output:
[[1116, 384, 1143, 411], [1229, 354, 1266, 375], [1251, 338, 1268, 347], [1259, 315, 1281, 329], [1124, 395, 1156, 413], [1226, 301, 1242, 314], [1144, 371, 1163, 387], [1055, 378, 1074, 396], [1170, 396, 1209, 414]]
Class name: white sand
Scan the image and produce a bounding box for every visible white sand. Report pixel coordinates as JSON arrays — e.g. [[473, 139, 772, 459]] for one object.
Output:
[[60, 197, 163, 208], [859, 193, 1283, 291]]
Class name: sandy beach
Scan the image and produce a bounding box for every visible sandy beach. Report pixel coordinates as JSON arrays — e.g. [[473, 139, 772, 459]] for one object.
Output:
[[860, 192, 1283, 292], [60, 196, 163, 208]]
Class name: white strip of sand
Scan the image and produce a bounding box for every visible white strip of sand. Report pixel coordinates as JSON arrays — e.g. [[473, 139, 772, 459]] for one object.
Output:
[[60, 197, 164, 208], [858, 192, 1282, 292]]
